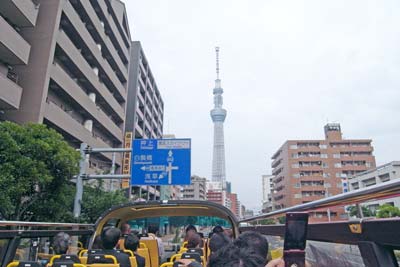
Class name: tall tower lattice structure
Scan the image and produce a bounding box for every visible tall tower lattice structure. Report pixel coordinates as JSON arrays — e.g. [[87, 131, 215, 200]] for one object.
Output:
[[211, 47, 227, 184]]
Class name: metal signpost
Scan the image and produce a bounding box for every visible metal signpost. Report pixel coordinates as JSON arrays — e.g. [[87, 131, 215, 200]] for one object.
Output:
[[72, 138, 191, 218], [132, 139, 191, 185]]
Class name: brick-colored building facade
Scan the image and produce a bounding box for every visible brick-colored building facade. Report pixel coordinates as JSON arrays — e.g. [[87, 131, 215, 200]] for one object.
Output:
[[271, 124, 376, 221]]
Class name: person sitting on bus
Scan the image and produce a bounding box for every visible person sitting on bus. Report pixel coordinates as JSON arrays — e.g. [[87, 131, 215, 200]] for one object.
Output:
[[233, 231, 269, 260], [184, 225, 197, 242], [92, 235, 104, 249], [208, 232, 231, 254], [186, 233, 203, 249], [117, 223, 131, 249], [53, 232, 72, 255], [207, 244, 285, 267], [101, 227, 131, 267], [51, 232, 80, 264], [124, 233, 145, 267]]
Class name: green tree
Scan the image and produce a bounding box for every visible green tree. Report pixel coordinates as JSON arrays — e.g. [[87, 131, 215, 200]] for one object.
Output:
[[0, 122, 79, 221], [347, 205, 375, 217], [376, 204, 400, 218], [79, 184, 128, 223]]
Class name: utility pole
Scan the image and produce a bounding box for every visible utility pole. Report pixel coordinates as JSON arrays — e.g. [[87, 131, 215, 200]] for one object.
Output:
[[73, 144, 131, 219], [73, 143, 87, 218]]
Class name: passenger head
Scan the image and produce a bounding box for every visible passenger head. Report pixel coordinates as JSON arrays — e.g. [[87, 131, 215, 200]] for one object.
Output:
[[185, 224, 197, 233], [120, 223, 131, 235], [208, 244, 266, 267], [52, 232, 71, 254], [209, 232, 231, 253], [212, 225, 224, 234], [124, 233, 140, 252], [187, 233, 203, 249], [148, 225, 159, 235], [92, 235, 103, 249], [101, 227, 121, 249], [234, 231, 269, 259]]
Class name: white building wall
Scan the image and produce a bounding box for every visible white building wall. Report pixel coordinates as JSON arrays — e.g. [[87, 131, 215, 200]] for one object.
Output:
[[348, 161, 400, 211]]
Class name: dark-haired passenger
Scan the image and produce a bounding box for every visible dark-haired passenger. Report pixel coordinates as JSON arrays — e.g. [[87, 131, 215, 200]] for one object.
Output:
[[101, 227, 131, 267], [125, 234, 145, 267], [208, 232, 231, 254]]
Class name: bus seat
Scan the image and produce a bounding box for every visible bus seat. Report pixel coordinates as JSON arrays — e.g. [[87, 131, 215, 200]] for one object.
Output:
[[52, 263, 85, 267], [185, 248, 203, 256], [139, 242, 147, 249], [7, 261, 41, 267], [78, 250, 87, 257], [139, 239, 159, 267], [169, 254, 181, 262], [49, 255, 81, 265], [136, 248, 150, 267], [180, 253, 201, 263], [181, 241, 188, 248], [87, 254, 117, 264], [177, 248, 186, 254], [159, 263, 173, 267]]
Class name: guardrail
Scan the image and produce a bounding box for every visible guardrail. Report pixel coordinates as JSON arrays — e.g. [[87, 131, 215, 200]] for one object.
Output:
[[240, 178, 400, 223]]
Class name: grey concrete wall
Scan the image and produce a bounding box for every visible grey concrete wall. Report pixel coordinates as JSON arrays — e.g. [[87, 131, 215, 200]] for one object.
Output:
[[5, 0, 63, 123]]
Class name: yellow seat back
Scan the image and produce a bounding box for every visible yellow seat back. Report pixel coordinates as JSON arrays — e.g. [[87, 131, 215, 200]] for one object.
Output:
[[139, 239, 159, 267], [137, 248, 150, 267], [159, 263, 173, 267], [6, 261, 19, 267], [169, 253, 181, 262]]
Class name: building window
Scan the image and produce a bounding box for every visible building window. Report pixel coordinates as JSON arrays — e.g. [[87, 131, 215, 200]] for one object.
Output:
[[294, 194, 301, 198], [292, 164, 299, 168], [292, 153, 299, 159], [334, 163, 342, 168], [323, 173, 330, 178], [293, 173, 300, 178], [320, 144, 327, 149], [325, 183, 331, 188], [294, 183, 301, 188], [290, 144, 298, 149], [321, 154, 328, 158], [322, 163, 329, 168], [333, 154, 341, 159], [351, 182, 359, 190]]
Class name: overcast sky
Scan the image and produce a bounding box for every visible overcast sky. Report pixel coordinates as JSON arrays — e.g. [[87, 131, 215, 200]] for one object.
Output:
[[124, 0, 400, 211]]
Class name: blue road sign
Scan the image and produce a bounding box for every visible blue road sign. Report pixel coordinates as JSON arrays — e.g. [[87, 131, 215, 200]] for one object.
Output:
[[131, 139, 191, 185]]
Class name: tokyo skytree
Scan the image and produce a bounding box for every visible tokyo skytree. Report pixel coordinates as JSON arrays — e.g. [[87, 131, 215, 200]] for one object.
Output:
[[210, 47, 227, 184]]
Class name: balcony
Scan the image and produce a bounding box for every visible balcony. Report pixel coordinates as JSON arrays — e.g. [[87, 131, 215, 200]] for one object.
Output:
[[0, 15, 30, 65], [56, 30, 124, 121], [71, 0, 128, 76], [62, 2, 126, 97], [50, 63, 123, 142], [44, 101, 120, 162], [0, 71, 22, 110], [0, 0, 39, 27]]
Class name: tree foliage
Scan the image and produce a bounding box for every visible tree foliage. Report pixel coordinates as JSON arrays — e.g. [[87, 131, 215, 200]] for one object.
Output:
[[78, 184, 128, 223], [376, 204, 400, 218], [0, 122, 80, 221], [347, 205, 375, 217]]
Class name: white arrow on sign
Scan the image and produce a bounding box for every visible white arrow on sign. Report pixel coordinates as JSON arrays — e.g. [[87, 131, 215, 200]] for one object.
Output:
[[140, 165, 166, 172]]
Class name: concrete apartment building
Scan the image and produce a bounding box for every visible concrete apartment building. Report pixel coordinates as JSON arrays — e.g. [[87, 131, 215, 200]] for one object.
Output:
[[0, 0, 39, 112], [348, 161, 400, 212], [125, 41, 164, 199], [0, 0, 132, 182], [181, 175, 207, 200], [262, 174, 274, 213], [271, 123, 376, 221]]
